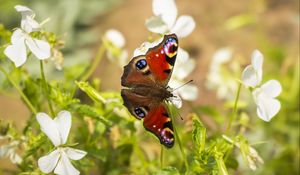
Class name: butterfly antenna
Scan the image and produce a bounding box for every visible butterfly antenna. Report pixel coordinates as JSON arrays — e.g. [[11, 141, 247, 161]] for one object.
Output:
[[172, 80, 193, 91]]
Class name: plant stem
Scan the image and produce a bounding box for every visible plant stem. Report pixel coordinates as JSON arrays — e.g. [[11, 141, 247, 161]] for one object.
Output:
[[226, 82, 242, 134], [80, 44, 106, 82], [40, 61, 55, 116], [169, 109, 189, 174], [160, 145, 164, 168], [0, 66, 37, 114]]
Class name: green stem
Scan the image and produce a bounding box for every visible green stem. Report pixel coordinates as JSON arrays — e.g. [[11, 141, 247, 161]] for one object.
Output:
[[160, 145, 164, 168], [226, 82, 242, 134], [0, 66, 37, 114], [40, 61, 55, 116], [169, 111, 189, 174], [80, 44, 106, 82]]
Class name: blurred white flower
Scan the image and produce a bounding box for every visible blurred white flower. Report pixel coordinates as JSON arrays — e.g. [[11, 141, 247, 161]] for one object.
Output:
[[242, 50, 282, 121], [206, 47, 238, 100], [104, 29, 128, 67], [36, 111, 87, 175], [223, 135, 264, 171], [4, 5, 51, 67], [0, 140, 22, 164], [146, 0, 195, 38]]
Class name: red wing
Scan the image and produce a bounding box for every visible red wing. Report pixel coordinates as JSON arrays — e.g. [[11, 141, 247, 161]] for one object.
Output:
[[143, 104, 175, 148], [121, 34, 178, 88], [121, 89, 175, 148]]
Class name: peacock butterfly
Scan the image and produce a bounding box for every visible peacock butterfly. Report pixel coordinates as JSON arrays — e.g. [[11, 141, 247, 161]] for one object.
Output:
[[121, 34, 179, 148]]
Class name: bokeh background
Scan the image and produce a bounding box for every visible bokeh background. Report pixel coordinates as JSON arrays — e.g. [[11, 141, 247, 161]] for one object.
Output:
[[0, 0, 299, 174]]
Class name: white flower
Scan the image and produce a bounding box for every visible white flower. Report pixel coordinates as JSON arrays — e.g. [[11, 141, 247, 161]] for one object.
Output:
[[146, 0, 195, 38], [104, 29, 128, 67], [241, 50, 263, 88], [4, 5, 51, 67], [241, 50, 282, 121], [0, 140, 22, 164], [223, 135, 264, 171], [36, 111, 87, 175], [206, 47, 237, 100], [252, 80, 282, 122]]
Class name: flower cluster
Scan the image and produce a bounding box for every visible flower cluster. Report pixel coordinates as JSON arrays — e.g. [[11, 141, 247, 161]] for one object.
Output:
[[242, 50, 282, 122], [37, 111, 87, 175], [4, 5, 51, 67]]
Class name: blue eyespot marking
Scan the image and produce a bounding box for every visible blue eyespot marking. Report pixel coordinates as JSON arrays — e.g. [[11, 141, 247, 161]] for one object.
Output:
[[135, 59, 147, 70], [134, 107, 146, 118], [164, 37, 178, 58]]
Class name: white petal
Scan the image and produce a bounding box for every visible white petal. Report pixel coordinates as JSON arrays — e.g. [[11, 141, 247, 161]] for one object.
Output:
[[54, 151, 80, 175], [15, 5, 34, 17], [251, 50, 263, 82], [10, 29, 25, 44], [241, 65, 260, 87], [153, 0, 177, 29], [168, 90, 182, 108], [253, 89, 281, 122], [4, 35, 27, 67], [212, 47, 232, 65], [25, 37, 51, 60], [36, 113, 61, 146], [105, 29, 125, 48], [171, 15, 195, 38], [64, 148, 87, 160], [22, 16, 40, 33], [133, 37, 164, 57], [38, 149, 60, 174], [260, 80, 282, 98], [145, 16, 169, 34], [173, 58, 195, 80], [177, 47, 189, 62], [54, 111, 72, 145]]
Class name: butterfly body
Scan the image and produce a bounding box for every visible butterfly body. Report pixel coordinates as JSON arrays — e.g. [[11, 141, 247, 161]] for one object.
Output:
[[121, 34, 178, 148]]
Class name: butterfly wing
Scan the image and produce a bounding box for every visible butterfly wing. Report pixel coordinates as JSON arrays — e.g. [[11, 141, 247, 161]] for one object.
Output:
[[121, 34, 178, 88], [121, 89, 175, 148]]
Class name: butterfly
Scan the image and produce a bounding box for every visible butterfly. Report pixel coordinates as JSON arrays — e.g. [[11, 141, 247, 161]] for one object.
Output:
[[121, 34, 179, 148]]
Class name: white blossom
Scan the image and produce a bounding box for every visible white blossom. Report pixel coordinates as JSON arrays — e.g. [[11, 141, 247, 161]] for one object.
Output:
[[242, 50, 282, 121], [36, 111, 87, 175], [146, 0, 195, 38], [0, 140, 22, 164], [104, 29, 128, 67], [4, 5, 51, 67], [206, 47, 237, 100]]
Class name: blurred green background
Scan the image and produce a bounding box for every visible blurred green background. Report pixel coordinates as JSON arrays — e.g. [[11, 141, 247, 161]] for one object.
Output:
[[0, 0, 299, 174]]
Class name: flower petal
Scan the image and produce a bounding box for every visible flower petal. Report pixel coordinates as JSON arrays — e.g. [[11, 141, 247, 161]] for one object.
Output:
[[177, 47, 189, 62], [145, 16, 169, 34], [171, 15, 195, 38], [260, 80, 282, 98], [168, 90, 182, 108], [4, 32, 27, 67], [38, 149, 60, 174], [153, 0, 177, 29], [253, 88, 281, 122], [15, 5, 40, 33], [178, 84, 198, 101], [36, 113, 61, 146], [173, 58, 195, 80], [251, 50, 263, 82], [105, 29, 125, 48], [212, 47, 232, 65], [54, 111, 72, 145], [133, 37, 164, 57], [241, 65, 260, 87], [54, 151, 80, 175], [64, 148, 87, 160], [25, 37, 51, 60]]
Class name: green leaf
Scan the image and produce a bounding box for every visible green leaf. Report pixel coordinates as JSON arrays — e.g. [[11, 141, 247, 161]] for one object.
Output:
[[155, 167, 180, 175], [192, 115, 206, 155]]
